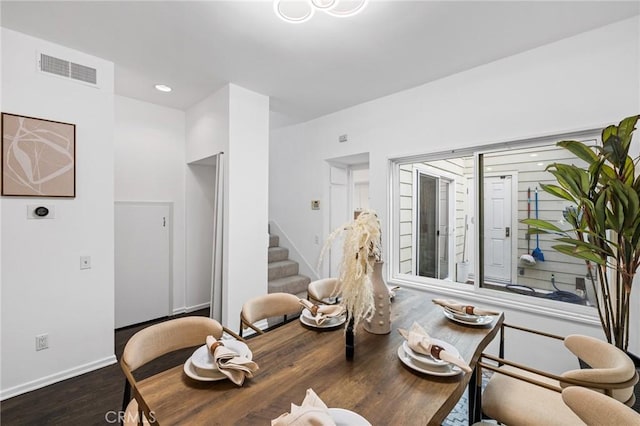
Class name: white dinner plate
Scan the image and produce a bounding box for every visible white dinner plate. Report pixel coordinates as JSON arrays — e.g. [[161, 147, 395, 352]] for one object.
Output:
[[300, 308, 346, 328], [190, 339, 251, 370], [442, 307, 494, 326], [397, 345, 462, 376], [184, 358, 227, 381], [402, 341, 450, 367], [328, 408, 371, 426]]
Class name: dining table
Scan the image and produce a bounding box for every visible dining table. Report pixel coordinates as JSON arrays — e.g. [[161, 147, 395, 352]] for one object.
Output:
[[133, 288, 503, 425]]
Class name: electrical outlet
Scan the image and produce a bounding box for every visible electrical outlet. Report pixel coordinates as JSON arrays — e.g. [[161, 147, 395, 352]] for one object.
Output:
[[36, 334, 48, 351], [314, 235, 319, 245], [80, 256, 91, 270]]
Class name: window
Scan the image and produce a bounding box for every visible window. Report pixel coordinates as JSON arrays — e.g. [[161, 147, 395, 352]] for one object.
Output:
[[389, 129, 600, 310]]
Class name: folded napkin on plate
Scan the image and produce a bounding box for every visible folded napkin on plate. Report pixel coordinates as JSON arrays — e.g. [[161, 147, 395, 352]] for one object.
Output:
[[271, 388, 336, 426], [299, 299, 345, 325], [432, 298, 500, 316], [205, 335, 258, 386], [399, 322, 472, 373]]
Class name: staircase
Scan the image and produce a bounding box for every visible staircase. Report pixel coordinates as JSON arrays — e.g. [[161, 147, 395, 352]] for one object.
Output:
[[268, 234, 310, 299]]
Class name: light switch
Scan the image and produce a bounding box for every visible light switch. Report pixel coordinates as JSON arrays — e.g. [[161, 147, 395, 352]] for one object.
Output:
[[311, 200, 320, 210]]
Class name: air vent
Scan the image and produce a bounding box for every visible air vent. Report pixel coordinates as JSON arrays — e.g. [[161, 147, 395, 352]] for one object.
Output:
[[39, 53, 97, 85]]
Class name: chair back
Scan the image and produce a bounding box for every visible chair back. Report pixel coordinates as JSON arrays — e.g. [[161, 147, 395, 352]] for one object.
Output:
[[561, 334, 638, 405], [308, 278, 340, 304], [240, 292, 302, 336], [562, 386, 640, 425], [122, 316, 223, 372]]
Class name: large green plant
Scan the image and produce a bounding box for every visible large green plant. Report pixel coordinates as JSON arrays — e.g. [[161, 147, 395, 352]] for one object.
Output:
[[524, 115, 639, 351]]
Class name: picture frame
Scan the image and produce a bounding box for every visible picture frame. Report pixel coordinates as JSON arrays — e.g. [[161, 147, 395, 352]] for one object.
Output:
[[2, 112, 76, 197]]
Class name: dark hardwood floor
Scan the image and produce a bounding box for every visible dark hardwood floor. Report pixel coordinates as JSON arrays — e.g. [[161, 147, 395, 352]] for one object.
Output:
[[1, 309, 209, 426]]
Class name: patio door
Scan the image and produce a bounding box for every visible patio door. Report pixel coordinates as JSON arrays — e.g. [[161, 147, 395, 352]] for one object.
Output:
[[415, 167, 454, 280]]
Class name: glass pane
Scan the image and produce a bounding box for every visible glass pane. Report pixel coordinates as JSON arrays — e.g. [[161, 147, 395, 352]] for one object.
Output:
[[479, 143, 594, 305], [397, 157, 473, 284]]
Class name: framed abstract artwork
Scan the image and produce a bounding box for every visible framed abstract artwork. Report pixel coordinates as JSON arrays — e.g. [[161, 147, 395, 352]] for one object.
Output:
[[1, 113, 76, 197]]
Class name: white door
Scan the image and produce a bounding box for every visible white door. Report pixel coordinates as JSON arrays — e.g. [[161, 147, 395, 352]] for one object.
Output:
[[483, 176, 512, 282], [329, 165, 348, 277], [115, 202, 171, 328]]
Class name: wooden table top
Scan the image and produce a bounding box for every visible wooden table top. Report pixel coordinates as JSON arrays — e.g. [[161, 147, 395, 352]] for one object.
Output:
[[135, 289, 503, 425]]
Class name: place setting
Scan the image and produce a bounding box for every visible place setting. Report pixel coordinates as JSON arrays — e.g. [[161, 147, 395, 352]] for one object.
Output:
[[272, 388, 371, 426], [183, 335, 259, 385], [397, 322, 471, 377], [298, 299, 347, 330], [432, 298, 500, 326]]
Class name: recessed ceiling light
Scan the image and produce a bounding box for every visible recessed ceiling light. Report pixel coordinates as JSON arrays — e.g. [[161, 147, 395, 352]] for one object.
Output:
[[155, 84, 172, 92]]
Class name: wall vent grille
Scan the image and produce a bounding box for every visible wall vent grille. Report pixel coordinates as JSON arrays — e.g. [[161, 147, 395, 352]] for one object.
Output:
[[39, 53, 97, 85]]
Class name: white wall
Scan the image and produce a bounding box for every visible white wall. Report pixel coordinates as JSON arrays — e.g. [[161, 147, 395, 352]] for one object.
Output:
[[270, 17, 640, 367], [114, 96, 187, 312], [224, 84, 269, 329], [1, 28, 115, 399], [185, 86, 229, 313], [186, 84, 270, 330]]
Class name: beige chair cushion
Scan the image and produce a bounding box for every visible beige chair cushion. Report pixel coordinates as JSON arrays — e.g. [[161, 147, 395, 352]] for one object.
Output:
[[562, 386, 640, 426], [123, 398, 151, 426], [482, 366, 585, 426], [562, 334, 637, 404], [241, 292, 302, 325], [307, 278, 340, 304], [122, 316, 223, 371]]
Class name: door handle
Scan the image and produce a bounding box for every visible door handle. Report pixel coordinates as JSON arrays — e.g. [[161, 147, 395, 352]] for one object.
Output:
[[505, 227, 510, 237]]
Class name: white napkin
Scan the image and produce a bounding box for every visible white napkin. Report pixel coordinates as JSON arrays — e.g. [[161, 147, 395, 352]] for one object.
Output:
[[299, 299, 345, 325], [400, 322, 472, 373], [205, 335, 259, 386], [432, 298, 500, 316], [271, 388, 336, 426]]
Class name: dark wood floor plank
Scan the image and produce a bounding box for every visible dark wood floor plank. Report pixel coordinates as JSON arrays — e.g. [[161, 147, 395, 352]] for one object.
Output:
[[0, 309, 209, 425]]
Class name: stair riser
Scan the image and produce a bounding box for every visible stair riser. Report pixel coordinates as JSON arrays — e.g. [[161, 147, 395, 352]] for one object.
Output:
[[269, 235, 279, 248], [268, 275, 311, 296], [268, 247, 289, 263], [268, 262, 299, 281]]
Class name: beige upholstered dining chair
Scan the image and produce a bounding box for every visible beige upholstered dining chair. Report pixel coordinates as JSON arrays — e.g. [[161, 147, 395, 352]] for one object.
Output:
[[477, 324, 638, 425], [562, 386, 640, 425], [239, 292, 303, 337], [307, 278, 340, 305], [120, 316, 243, 426]]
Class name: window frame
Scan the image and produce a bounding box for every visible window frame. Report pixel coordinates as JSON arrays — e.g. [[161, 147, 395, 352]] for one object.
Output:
[[386, 127, 604, 324]]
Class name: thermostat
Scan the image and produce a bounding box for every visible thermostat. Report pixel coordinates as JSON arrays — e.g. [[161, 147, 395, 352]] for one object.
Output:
[[35, 206, 49, 217], [27, 204, 55, 219]]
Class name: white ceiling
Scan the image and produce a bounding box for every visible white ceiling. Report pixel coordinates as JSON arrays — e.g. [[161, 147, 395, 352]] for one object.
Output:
[[2, 1, 639, 126]]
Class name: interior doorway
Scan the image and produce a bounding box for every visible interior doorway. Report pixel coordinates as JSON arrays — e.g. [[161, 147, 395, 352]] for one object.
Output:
[[326, 153, 370, 277]]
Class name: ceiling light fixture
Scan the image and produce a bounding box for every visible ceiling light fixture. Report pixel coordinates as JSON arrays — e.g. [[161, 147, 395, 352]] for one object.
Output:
[[155, 84, 172, 92], [274, 0, 368, 23]]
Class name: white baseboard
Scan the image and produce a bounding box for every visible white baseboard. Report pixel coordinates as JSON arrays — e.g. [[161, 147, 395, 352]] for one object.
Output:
[[0, 355, 117, 401], [172, 302, 210, 316]]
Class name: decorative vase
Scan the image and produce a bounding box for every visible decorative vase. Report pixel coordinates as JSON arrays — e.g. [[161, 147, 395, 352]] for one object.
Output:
[[363, 261, 391, 334]]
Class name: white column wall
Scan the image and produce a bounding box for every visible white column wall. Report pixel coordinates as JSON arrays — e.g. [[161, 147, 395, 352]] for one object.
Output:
[[1, 28, 115, 398], [185, 84, 269, 329], [114, 96, 187, 312], [224, 84, 269, 329], [270, 17, 640, 367], [185, 86, 229, 312]]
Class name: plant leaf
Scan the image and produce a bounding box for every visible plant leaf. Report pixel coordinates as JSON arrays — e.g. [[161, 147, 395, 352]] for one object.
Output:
[[557, 140, 598, 165], [552, 244, 606, 264], [522, 218, 565, 233], [540, 183, 575, 203]]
